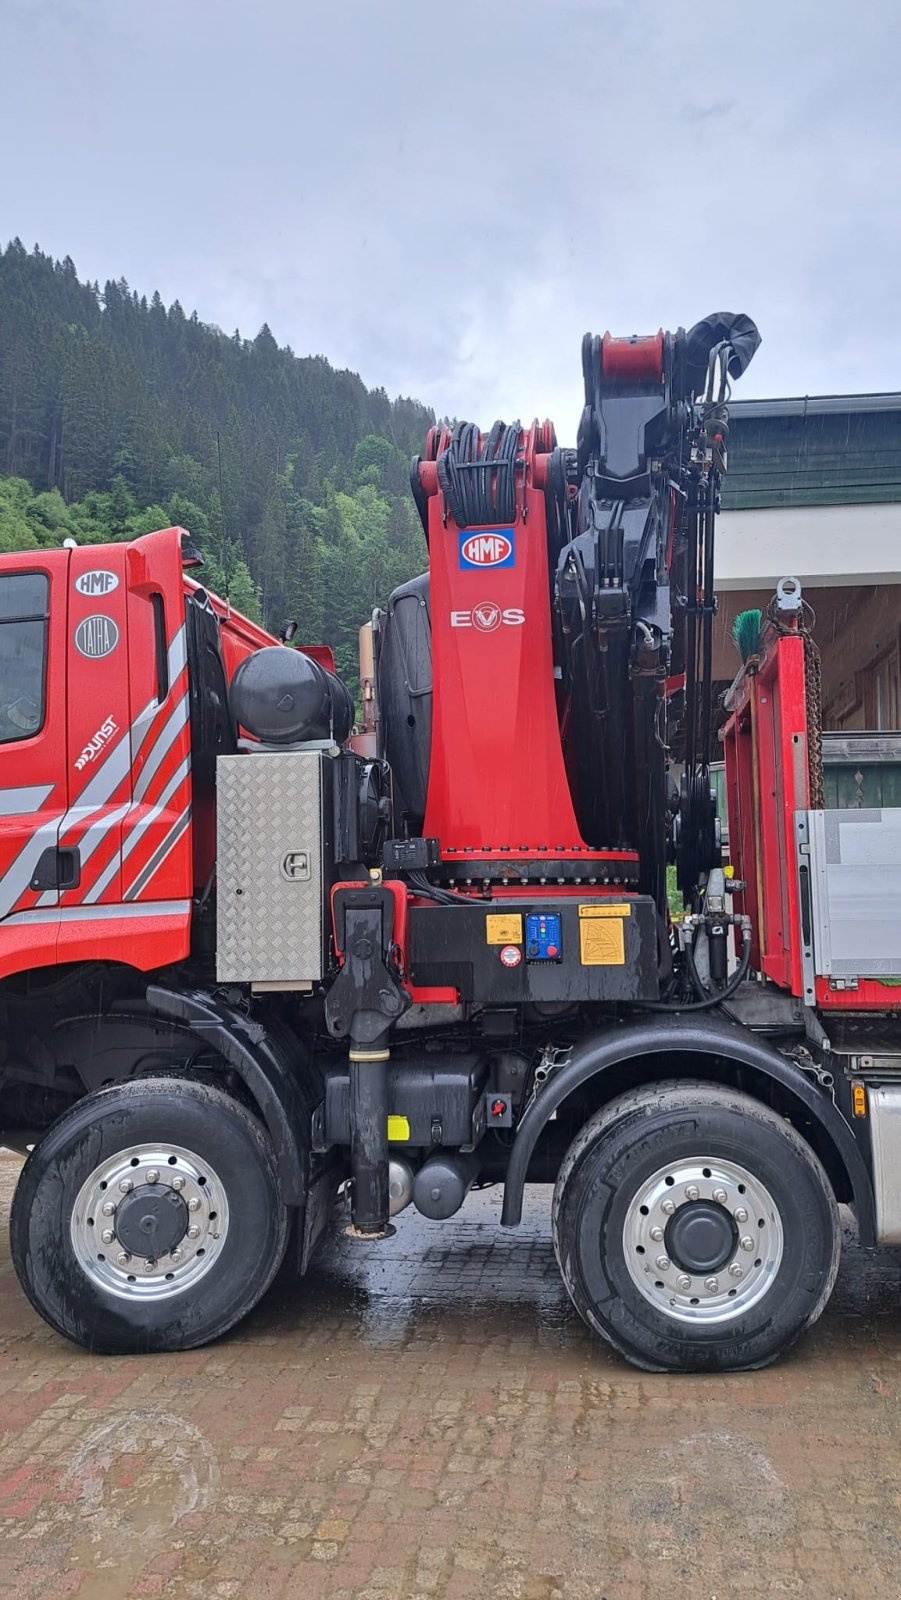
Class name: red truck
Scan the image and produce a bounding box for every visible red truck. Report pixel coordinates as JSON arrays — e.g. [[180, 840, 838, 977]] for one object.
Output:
[[2, 312, 899, 1373]]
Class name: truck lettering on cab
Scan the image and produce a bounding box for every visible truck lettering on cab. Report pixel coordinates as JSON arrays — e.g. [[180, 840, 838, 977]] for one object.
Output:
[[74, 614, 120, 659], [74, 717, 119, 771], [74, 570, 119, 596]]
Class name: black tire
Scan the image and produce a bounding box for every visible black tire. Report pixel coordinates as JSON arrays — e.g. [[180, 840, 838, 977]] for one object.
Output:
[[552, 1081, 841, 1374], [10, 1078, 289, 1354]]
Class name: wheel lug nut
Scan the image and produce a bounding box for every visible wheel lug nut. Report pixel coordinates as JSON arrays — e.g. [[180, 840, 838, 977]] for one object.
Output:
[[684, 1185, 699, 1201], [101, 1200, 116, 1217], [729, 1263, 743, 1279], [655, 1255, 670, 1272], [740, 1235, 755, 1252], [119, 1177, 133, 1194], [171, 1175, 185, 1191], [146, 1169, 159, 1184], [171, 1249, 183, 1264], [144, 1259, 156, 1272], [661, 1198, 675, 1215], [712, 1188, 727, 1205], [116, 1251, 131, 1266], [649, 1226, 664, 1242], [676, 1274, 691, 1291], [734, 1207, 748, 1223], [187, 1197, 200, 1212], [187, 1225, 200, 1240], [101, 1228, 115, 1245], [704, 1277, 719, 1293]]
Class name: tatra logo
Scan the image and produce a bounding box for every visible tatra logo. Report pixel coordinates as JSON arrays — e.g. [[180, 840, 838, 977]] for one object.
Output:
[[459, 530, 515, 569], [74, 614, 120, 659], [75, 569, 119, 596], [450, 606, 525, 630], [74, 717, 119, 771]]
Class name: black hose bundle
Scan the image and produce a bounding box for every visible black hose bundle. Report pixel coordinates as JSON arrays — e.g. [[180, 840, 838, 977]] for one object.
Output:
[[436, 420, 521, 528]]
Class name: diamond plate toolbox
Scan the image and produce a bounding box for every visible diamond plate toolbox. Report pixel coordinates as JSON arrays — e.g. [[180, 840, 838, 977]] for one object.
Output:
[[216, 752, 329, 984]]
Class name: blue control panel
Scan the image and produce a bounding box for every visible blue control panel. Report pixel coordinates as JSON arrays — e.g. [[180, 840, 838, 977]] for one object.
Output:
[[526, 913, 561, 961]]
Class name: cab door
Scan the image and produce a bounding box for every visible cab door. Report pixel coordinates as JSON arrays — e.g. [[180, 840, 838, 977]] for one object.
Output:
[[0, 553, 70, 974]]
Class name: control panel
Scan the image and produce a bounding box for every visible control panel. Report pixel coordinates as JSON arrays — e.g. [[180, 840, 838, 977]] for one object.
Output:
[[525, 913, 561, 961]]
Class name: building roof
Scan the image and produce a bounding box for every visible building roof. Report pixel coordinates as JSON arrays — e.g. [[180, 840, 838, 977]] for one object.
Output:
[[722, 392, 901, 511]]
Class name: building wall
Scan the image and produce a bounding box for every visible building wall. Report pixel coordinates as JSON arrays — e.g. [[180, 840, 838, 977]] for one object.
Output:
[[712, 583, 901, 731]]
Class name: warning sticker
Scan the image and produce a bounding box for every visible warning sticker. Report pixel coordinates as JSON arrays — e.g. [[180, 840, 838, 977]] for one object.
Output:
[[579, 917, 625, 966], [578, 903, 631, 918], [387, 1115, 410, 1141], [486, 914, 523, 946]]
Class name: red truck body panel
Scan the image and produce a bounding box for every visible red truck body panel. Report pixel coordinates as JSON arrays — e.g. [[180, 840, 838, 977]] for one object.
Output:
[[0, 527, 278, 983]]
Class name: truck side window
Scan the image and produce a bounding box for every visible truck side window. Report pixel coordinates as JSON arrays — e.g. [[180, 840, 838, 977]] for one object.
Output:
[[0, 573, 50, 745]]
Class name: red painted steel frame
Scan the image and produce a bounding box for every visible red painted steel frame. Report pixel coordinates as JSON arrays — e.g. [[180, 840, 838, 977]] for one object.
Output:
[[418, 426, 633, 872], [721, 633, 809, 995]]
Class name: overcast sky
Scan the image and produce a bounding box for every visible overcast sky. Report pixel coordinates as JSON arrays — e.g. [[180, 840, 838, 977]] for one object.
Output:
[[3, 0, 900, 433]]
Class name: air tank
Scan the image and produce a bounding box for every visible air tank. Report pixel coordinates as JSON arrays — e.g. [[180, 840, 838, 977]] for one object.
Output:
[[230, 646, 354, 745]]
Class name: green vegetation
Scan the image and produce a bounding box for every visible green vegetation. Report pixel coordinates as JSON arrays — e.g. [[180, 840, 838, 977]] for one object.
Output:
[[0, 239, 432, 674]]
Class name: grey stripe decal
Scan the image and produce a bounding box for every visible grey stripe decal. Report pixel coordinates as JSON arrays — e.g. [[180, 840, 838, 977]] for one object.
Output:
[[83, 755, 191, 905], [4, 900, 191, 927], [0, 784, 54, 818], [35, 802, 132, 909], [131, 624, 188, 764], [133, 691, 189, 803], [124, 804, 191, 901], [0, 625, 188, 922]]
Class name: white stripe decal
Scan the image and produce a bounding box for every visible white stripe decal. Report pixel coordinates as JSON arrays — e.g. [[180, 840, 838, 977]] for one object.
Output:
[[124, 804, 191, 901], [133, 691, 189, 803], [83, 755, 191, 906], [0, 625, 189, 922], [0, 785, 54, 818], [4, 900, 191, 926]]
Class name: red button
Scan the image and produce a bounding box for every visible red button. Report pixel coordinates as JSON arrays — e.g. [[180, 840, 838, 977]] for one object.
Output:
[[547, 945, 558, 958]]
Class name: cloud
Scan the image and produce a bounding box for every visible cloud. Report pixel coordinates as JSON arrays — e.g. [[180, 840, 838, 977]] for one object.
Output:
[[3, 0, 901, 440]]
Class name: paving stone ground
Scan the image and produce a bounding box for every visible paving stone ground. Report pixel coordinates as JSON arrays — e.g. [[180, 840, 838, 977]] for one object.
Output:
[[2, 1147, 901, 1599]]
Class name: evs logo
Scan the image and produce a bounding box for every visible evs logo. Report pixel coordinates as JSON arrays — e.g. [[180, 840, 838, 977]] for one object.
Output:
[[459, 529, 515, 570], [450, 605, 525, 631]]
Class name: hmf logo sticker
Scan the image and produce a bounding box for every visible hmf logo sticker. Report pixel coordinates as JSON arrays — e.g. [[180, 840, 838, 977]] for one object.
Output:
[[74, 569, 119, 596], [459, 529, 515, 570], [74, 717, 119, 771], [450, 604, 525, 631]]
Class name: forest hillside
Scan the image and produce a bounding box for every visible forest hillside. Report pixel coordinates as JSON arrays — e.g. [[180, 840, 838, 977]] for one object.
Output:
[[0, 239, 434, 684]]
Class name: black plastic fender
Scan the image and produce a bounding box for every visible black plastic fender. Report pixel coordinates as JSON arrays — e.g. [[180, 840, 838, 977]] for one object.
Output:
[[501, 1015, 876, 1246], [147, 986, 314, 1205]]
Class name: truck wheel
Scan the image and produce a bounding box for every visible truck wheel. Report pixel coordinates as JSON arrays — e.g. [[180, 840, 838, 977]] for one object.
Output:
[[10, 1077, 289, 1354], [552, 1082, 840, 1373]]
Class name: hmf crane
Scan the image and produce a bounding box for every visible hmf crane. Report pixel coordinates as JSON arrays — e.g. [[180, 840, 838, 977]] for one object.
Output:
[[2, 313, 900, 1373]]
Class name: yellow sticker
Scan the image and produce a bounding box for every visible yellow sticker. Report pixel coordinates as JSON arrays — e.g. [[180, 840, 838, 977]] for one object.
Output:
[[579, 917, 625, 965], [485, 914, 524, 946], [578, 903, 631, 918], [387, 1115, 410, 1142]]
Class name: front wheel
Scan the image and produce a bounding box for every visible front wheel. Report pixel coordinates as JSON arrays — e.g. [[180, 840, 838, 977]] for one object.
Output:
[[11, 1078, 290, 1354], [552, 1082, 841, 1373]]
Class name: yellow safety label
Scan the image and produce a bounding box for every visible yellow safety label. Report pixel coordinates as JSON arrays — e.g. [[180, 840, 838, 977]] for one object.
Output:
[[578, 903, 631, 918], [387, 1115, 411, 1141], [579, 917, 625, 966], [485, 914, 523, 945]]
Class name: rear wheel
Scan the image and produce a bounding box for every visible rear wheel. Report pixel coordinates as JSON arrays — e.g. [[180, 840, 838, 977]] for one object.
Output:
[[552, 1082, 841, 1373], [11, 1077, 289, 1354]]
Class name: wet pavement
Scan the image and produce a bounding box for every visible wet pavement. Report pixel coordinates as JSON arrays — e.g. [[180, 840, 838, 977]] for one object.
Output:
[[2, 1145, 901, 1600]]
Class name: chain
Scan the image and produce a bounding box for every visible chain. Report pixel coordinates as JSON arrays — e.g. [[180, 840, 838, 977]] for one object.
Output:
[[803, 629, 825, 810]]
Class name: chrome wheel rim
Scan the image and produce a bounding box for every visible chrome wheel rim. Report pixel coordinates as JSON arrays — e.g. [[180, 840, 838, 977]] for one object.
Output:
[[70, 1142, 229, 1301], [622, 1157, 784, 1325]]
